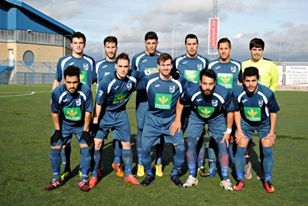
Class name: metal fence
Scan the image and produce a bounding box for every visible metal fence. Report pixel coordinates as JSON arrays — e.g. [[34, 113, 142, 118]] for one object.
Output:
[[0, 61, 56, 84], [1, 61, 308, 88]]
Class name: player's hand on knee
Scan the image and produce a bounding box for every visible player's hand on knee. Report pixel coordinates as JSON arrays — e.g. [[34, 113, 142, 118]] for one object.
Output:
[[169, 120, 181, 136], [221, 134, 230, 148], [82, 131, 93, 146], [235, 131, 247, 145], [264, 132, 276, 146], [50, 130, 63, 145]]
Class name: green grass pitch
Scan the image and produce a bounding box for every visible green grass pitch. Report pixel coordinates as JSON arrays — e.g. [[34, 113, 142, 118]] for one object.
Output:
[[0, 85, 307, 206]]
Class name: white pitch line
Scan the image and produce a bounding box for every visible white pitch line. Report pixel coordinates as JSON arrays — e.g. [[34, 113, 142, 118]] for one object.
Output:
[[0, 91, 36, 97]]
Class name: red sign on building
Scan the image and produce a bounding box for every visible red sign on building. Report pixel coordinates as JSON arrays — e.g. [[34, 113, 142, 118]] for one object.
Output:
[[208, 17, 219, 54]]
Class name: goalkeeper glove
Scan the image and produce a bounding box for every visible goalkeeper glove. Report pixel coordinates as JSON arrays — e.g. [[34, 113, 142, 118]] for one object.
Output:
[[171, 68, 180, 80], [50, 130, 62, 145], [82, 131, 93, 146], [90, 123, 99, 138]]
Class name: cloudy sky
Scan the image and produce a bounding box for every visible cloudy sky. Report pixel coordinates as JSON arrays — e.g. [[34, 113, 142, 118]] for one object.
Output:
[[23, 0, 308, 62]]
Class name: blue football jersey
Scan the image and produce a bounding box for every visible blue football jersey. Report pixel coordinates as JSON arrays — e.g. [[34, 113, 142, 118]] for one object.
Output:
[[174, 54, 209, 84], [95, 58, 116, 85], [96, 71, 143, 111], [233, 84, 280, 125], [51, 83, 93, 127], [140, 73, 187, 118], [208, 58, 242, 90], [180, 83, 234, 122], [55, 54, 96, 87], [131, 51, 161, 104]]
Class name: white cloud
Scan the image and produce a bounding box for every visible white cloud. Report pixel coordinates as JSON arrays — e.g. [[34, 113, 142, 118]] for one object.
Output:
[[22, 0, 308, 61]]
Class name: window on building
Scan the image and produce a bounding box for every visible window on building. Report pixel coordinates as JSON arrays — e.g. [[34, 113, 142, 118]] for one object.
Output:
[[23, 50, 35, 66]]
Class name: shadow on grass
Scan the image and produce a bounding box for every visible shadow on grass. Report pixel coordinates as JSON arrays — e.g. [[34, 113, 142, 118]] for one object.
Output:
[[62, 139, 124, 185], [277, 135, 307, 140]]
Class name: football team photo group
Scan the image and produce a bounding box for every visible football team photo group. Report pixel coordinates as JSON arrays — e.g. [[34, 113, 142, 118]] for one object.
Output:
[[45, 30, 279, 194]]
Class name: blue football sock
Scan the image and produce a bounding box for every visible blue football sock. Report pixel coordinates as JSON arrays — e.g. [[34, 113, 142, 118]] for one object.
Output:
[[61, 144, 71, 172], [50, 148, 61, 180], [142, 146, 153, 176], [80, 147, 91, 180], [122, 148, 133, 176], [219, 153, 229, 180], [171, 143, 185, 177], [197, 136, 205, 168], [113, 140, 122, 164], [155, 136, 164, 165], [186, 137, 197, 176], [92, 149, 101, 177], [228, 142, 235, 165], [208, 147, 217, 170], [137, 129, 143, 165], [235, 146, 246, 181], [262, 147, 274, 182]]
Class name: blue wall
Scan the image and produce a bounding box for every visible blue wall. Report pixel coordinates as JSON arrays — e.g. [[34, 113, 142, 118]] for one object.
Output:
[[0, 0, 74, 35]]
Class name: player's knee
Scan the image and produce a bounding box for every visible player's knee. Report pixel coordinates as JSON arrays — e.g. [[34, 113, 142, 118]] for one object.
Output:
[[51, 145, 61, 150], [261, 138, 273, 147], [237, 137, 249, 148], [79, 143, 89, 148], [219, 153, 229, 167], [121, 141, 131, 149], [94, 138, 103, 150]]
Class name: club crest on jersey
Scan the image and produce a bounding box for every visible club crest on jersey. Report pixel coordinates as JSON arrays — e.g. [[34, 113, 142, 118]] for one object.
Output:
[[212, 100, 218, 107], [76, 98, 81, 106], [83, 63, 89, 71], [258, 100, 264, 107], [127, 83, 132, 91], [169, 85, 176, 93], [98, 90, 103, 97], [231, 66, 237, 73], [197, 64, 203, 70]]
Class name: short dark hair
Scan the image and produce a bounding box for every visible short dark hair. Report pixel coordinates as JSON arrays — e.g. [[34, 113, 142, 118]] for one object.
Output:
[[217, 37, 231, 48], [243, 66, 260, 80], [116, 52, 130, 64], [249, 38, 265, 50], [64, 65, 80, 79], [157, 53, 172, 64], [71, 31, 86, 43], [199, 69, 216, 82], [185, 34, 198, 44], [145, 31, 158, 41], [104, 36, 118, 46]]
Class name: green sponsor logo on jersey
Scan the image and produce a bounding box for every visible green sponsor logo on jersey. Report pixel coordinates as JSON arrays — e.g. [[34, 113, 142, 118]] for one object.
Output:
[[197, 106, 215, 118], [113, 92, 127, 104], [63, 107, 82, 121], [217, 73, 233, 89], [184, 70, 199, 83], [145, 68, 158, 75], [155, 93, 172, 109], [80, 70, 87, 84], [244, 107, 261, 121]]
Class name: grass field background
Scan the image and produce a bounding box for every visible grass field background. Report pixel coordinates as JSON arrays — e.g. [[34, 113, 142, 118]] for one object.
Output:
[[0, 85, 308, 206]]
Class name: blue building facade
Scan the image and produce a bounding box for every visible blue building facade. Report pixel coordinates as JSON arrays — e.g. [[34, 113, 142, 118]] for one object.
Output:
[[0, 0, 75, 84]]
